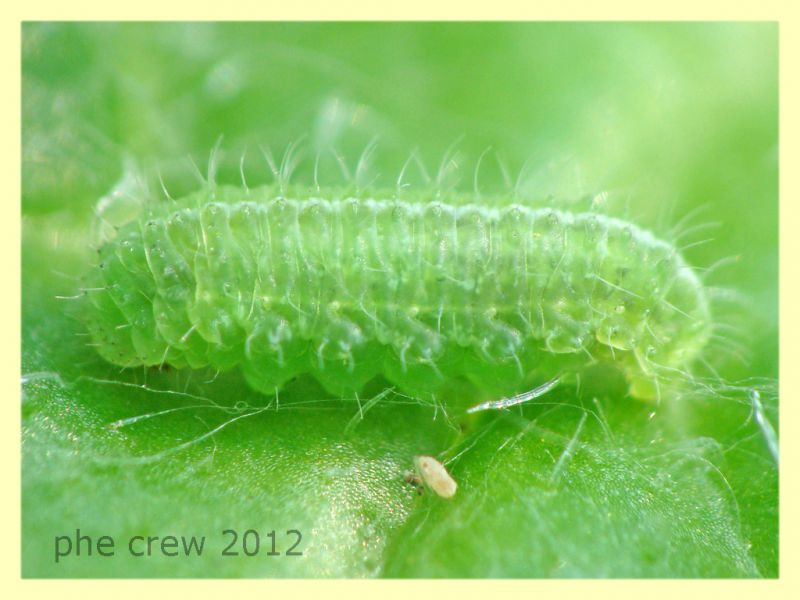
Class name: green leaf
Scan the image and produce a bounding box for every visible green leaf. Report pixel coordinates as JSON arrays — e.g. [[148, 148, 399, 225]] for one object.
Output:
[[22, 22, 778, 578]]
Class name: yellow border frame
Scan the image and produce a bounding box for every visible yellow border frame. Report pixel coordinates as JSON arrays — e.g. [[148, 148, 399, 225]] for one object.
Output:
[[5, 3, 797, 597]]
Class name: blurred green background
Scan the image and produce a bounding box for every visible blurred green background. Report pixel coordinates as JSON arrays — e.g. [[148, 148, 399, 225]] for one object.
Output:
[[22, 22, 778, 577]]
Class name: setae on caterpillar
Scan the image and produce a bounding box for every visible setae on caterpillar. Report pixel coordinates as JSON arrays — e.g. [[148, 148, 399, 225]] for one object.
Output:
[[79, 177, 712, 406]]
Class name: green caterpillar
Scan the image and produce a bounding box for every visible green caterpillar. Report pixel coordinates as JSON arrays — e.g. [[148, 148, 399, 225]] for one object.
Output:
[[81, 183, 711, 403]]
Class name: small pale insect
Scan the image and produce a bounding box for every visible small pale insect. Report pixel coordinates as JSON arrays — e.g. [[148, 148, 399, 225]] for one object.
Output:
[[413, 455, 458, 499]]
